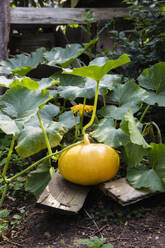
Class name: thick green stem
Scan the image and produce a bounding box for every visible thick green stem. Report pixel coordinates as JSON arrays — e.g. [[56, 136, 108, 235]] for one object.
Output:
[[139, 103, 143, 111], [74, 114, 79, 140], [82, 80, 99, 136], [139, 104, 150, 123], [2, 135, 15, 181], [84, 134, 90, 145], [0, 183, 8, 208], [6, 140, 84, 183], [80, 97, 86, 132], [37, 111, 52, 155]]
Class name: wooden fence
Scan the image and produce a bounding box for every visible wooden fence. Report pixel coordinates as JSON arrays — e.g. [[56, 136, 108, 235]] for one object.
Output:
[[0, 0, 10, 60], [0, 1, 129, 60]]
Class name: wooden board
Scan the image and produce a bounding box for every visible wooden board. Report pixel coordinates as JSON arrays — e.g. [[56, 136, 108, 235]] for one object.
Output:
[[37, 171, 90, 214], [99, 178, 157, 206], [10, 7, 129, 25], [0, 0, 10, 60]]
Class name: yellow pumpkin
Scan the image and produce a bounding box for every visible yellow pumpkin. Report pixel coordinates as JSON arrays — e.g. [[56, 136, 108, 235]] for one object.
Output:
[[58, 135, 120, 185]]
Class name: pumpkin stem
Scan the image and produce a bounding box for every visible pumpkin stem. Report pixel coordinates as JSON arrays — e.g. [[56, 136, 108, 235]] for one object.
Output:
[[82, 80, 99, 136], [84, 134, 90, 145]]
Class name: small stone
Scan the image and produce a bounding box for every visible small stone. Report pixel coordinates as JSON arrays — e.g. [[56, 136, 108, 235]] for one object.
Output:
[[44, 232, 51, 240]]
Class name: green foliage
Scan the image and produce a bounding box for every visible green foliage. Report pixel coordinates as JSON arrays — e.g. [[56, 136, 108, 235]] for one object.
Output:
[[59, 111, 76, 129], [0, 76, 59, 91], [125, 142, 165, 192], [0, 28, 165, 209], [0, 86, 51, 136], [92, 117, 129, 148], [0, 48, 45, 76], [99, 80, 147, 120], [78, 236, 114, 248], [44, 44, 85, 68], [109, 0, 165, 77], [15, 104, 66, 158], [0, 137, 31, 197], [0, 209, 10, 219], [10, 0, 70, 7], [0, 76, 39, 90], [138, 62, 165, 106], [0, 209, 9, 236], [54, 73, 121, 100], [63, 54, 130, 82], [0, 207, 27, 237], [120, 110, 150, 149], [127, 166, 165, 192], [26, 160, 51, 198]]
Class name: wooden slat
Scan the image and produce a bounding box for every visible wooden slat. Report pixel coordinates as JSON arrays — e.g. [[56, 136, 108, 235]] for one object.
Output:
[[99, 178, 157, 206], [37, 171, 90, 214], [10, 7, 129, 25], [0, 0, 10, 60]]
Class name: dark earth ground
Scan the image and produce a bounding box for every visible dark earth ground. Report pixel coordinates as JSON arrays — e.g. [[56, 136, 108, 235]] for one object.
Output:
[[0, 187, 165, 248]]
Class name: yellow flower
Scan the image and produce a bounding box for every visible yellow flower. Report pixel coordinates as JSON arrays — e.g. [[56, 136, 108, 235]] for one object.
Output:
[[71, 104, 94, 116], [85, 105, 94, 113], [70, 105, 80, 114]]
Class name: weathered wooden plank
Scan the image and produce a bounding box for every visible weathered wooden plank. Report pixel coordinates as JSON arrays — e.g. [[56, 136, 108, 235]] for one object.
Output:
[[99, 178, 157, 206], [10, 7, 129, 25], [37, 171, 90, 214], [0, 0, 10, 60]]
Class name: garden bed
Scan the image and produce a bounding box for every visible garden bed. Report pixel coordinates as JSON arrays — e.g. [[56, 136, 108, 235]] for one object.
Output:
[[0, 189, 165, 248]]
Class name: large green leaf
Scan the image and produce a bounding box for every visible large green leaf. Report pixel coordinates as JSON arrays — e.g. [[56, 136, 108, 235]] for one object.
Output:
[[89, 56, 108, 66], [0, 76, 14, 87], [100, 80, 147, 120], [92, 117, 129, 148], [0, 86, 50, 121], [25, 160, 51, 198], [138, 62, 165, 92], [54, 73, 122, 100], [0, 110, 19, 135], [100, 74, 122, 91], [0, 86, 50, 135], [126, 142, 165, 192], [0, 76, 59, 91], [59, 110, 77, 129], [0, 76, 39, 90], [39, 103, 60, 121], [127, 166, 165, 192], [120, 110, 150, 148], [47, 89, 58, 98], [16, 104, 66, 158], [57, 74, 96, 99], [38, 77, 59, 90], [138, 62, 165, 106], [63, 54, 130, 82], [124, 143, 148, 168], [140, 91, 165, 106], [149, 143, 165, 179], [16, 122, 65, 158], [44, 44, 84, 68], [0, 48, 45, 76]]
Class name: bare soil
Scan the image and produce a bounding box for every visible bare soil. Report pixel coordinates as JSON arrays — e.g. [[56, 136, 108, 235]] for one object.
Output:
[[0, 188, 165, 248]]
